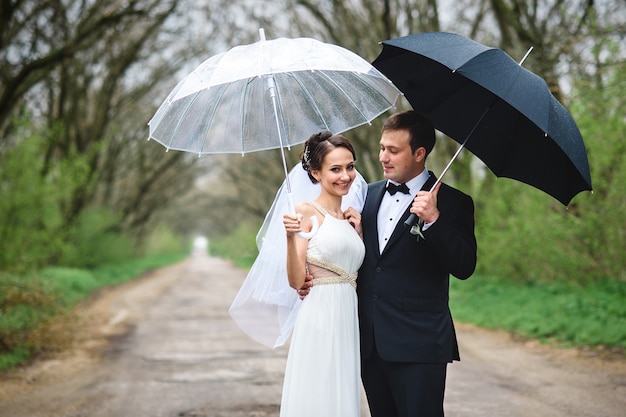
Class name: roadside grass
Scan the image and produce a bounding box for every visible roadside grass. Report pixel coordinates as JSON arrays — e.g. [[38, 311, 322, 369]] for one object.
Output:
[[450, 276, 626, 353], [0, 252, 187, 370]]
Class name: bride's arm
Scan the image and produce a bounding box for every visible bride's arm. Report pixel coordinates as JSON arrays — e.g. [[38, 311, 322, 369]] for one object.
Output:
[[283, 204, 314, 290]]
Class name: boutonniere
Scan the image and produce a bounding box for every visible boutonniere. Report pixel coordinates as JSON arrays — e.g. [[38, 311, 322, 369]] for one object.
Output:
[[410, 218, 425, 242]]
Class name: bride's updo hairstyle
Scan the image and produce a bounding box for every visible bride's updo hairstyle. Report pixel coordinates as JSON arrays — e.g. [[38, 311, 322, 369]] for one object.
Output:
[[300, 131, 356, 184]]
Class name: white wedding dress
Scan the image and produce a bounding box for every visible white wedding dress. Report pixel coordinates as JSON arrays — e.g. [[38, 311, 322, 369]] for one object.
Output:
[[279, 202, 366, 417]]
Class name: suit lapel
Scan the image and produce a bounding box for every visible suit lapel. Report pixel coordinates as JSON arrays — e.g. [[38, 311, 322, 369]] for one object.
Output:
[[421, 172, 438, 193], [364, 182, 386, 258]]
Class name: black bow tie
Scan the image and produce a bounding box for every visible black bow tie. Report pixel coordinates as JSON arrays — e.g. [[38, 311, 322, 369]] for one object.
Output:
[[386, 182, 410, 195]]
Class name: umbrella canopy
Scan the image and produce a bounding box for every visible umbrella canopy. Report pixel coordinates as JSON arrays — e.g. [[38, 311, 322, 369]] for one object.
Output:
[[148, 31, 401, 156], [372, 31, 592, 207], [148, 30, 400, 238]]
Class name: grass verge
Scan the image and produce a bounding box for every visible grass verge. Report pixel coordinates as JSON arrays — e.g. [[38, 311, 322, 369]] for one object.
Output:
[[450, 276, 626, 353]]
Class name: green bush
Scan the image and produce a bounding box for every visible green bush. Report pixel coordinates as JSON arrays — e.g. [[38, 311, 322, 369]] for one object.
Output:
[[142, 224, 188, 256], [210, 222, 258, 269], [0, 272, 63, 369], [59, 209, 136, 268], [0, 126, 67, 272], [39, 267, 99, 306], [0, 346, 31, 370]]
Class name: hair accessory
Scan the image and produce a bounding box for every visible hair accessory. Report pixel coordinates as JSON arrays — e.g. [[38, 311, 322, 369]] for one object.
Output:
[[303, 144, 311, 167]]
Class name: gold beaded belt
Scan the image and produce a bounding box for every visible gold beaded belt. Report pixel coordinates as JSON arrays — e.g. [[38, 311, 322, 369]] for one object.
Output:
[[307, 256, 357, 289]]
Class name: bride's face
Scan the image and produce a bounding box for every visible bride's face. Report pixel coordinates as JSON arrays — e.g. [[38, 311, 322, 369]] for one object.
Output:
[[312, 147, 356, 197]]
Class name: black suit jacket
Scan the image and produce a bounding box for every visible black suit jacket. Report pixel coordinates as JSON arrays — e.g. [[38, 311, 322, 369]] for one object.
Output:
[[357, 173, 477, 363]]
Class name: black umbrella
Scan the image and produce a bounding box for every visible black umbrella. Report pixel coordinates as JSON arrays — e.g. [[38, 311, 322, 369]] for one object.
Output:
[[372, 32, 592, 229]]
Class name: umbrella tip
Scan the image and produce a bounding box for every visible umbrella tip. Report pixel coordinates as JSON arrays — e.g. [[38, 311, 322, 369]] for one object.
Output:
[[259, 28, 266, 41], [518, 46, 534, 66]]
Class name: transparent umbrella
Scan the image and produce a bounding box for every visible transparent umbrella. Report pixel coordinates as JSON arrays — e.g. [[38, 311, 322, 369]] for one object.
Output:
[[148, 29, 401, 236]]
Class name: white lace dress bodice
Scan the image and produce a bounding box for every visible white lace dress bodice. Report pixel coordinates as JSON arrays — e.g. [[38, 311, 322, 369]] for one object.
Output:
[[306, 208, 365, 279]]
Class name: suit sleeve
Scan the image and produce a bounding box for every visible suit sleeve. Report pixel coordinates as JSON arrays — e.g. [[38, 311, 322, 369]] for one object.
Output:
[[422, 187, 477, 280]]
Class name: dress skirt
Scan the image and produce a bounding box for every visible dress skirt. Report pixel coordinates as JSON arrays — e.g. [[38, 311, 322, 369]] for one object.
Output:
[[279, 281, 361, 417]]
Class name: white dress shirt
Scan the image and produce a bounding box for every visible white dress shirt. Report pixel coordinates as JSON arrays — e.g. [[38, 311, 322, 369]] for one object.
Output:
[[377, 168, 431, 253]]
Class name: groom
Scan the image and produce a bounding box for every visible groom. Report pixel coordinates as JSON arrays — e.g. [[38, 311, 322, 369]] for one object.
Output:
[[357, 110, 477, 417], [298, 110, 476, 416]]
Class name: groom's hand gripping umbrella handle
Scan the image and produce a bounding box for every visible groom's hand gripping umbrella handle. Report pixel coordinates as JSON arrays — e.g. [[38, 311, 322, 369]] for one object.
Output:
[[404, 177, 442, 228]]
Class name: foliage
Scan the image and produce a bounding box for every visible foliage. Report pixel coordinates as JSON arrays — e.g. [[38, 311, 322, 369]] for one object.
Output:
[[0, 272, 66, 369], [474, 65, 626, 283], [58, 209, 136, 269], [450, 275, 626, 352], [0, 118, 83, 272], [86, 252, 187, 288], [210, 222, 259, 269], [142, 224, 189, 256], [565, 66, 626, 282], [0, 119, 187, 272], [0, 0, 224, 269]]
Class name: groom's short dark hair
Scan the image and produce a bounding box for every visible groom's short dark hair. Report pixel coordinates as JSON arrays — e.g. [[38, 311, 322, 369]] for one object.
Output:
[[383, 110, 436, 156]]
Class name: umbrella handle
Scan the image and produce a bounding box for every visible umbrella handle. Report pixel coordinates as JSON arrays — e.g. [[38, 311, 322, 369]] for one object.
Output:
[[296, 216, 319, 239], [287, 193, 319, 239]]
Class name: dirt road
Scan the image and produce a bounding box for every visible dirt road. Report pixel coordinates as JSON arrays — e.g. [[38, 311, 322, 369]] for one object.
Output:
[[1, 253, 624, 417]]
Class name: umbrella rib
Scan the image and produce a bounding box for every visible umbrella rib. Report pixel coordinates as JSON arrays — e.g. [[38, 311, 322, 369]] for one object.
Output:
[[317, 70, 371, 125], [169, 93, 202, 150], [436, 104, 492, 186], [239, 77, 254, 155], [199, 84, 228, 155], [288, 72, 331, 135]]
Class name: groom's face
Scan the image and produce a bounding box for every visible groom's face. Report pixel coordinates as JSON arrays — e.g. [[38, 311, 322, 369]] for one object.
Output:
[[379, 129, 424, 184]]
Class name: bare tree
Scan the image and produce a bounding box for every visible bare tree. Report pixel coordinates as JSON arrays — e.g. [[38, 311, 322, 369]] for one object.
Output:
[[453, 0, 626, 100], [0, 0, 265, 267], [1, 1, 174, 137], [3, 0, 623, 267]]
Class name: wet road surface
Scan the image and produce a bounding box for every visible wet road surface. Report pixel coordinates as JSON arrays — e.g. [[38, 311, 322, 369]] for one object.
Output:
[[1, 253, 624, 416]]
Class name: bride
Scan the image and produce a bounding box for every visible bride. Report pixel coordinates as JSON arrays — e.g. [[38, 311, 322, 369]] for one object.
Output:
[[230, 131, 367, 417]]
